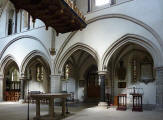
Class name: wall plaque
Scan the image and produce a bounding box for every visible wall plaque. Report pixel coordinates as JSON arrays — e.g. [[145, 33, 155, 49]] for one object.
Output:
[[140, 63, 153, 84], [118, 82, 126, 88]]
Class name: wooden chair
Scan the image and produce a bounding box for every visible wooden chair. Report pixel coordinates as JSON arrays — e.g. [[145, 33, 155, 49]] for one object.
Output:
[[117, 94, 127, 111], [131, 93, 143, 112]]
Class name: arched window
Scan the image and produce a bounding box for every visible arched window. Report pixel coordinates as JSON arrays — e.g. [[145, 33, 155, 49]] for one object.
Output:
[[8, 9, 14, 35], [95, 0, 111, 6], [87, 0, 115, 12]]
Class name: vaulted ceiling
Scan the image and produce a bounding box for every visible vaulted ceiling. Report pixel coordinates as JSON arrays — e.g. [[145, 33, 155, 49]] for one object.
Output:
[[66, 50, 97, 71]]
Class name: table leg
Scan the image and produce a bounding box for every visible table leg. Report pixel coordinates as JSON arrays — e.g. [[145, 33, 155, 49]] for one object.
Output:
[[62, 98, 66, 117], [36, 99, 40, 119], [49, 98, 54, 118]]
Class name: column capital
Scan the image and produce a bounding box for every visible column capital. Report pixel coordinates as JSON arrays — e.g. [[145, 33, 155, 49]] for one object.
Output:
[[0, 75, 3, 80], [50, 74, 62, 80], [98, 71, 108, 75], [19, 75, 27, 80]]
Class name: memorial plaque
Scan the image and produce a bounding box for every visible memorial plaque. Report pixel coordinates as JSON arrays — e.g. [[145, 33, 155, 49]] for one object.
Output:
[[140, 63, 153, 84]]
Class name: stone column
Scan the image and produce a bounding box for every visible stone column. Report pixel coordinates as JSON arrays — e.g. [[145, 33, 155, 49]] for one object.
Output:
[[50, 74, 61, 93], [19, 76, 26, 102], [50, 74, 62, 103], [98, 71, 108, 108], [49, 28, 56, 55], [0, 75, 3, 101], [156, 67, 163, 110]]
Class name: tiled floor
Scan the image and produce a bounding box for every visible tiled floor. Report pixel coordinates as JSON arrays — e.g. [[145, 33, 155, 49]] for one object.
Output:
[[0, 102, 162, 120]]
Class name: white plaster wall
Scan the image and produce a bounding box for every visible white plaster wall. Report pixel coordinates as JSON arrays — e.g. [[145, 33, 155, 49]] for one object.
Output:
[[55, 32, 70, 53], [114, 72, 156, 105], [0, 38, 50, 68], [0, 27, 52, 55], [58, 18, 162, 68], [0, 5, 7, 38], [24, 67, 49, 94], [86, 0, 163, 47], [113, 52, 156, 105], [116, 0, 131, 4], [61, 78, 77, 99]]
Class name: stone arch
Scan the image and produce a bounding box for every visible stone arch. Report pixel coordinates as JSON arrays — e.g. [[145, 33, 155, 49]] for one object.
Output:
[[0, 54, 20, 101], [20, 50, 51, 75], [0, 54, 19, 76], [0, 35, 50, 60], [56, 14, 162, 63], [87, 14, 162, 47], [54, 43, 99, 74], [102, 34, 162, 70]]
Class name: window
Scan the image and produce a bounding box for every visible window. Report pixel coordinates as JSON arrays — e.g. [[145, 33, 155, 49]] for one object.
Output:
[[22, 10, 33, 31], [95, 0, 111, 6], [8, 9, 14, 35], [23, 11, 28, 28], [90, 0, 114, 12]]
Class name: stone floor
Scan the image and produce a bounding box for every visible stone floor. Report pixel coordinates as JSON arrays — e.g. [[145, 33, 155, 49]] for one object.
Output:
[[0, 102, 162, 120]]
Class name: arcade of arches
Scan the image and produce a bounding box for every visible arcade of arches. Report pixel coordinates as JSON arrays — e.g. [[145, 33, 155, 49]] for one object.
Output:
[[59, 43, 156, 107], [1, 55, 51, 102], [0, 40, 162, 111]]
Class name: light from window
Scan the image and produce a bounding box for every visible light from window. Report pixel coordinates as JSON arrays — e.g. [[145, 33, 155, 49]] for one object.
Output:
[[95, 0, 111, 6]]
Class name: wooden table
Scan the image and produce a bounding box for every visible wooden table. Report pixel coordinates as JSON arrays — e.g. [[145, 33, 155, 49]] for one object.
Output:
[[130, 93, 143, 112], [117, 94, 127, 111], [30, 93, 70, 120]]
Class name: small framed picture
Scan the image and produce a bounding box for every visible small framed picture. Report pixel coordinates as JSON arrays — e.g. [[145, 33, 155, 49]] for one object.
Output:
[[79, 80, 85, 87], [118, 82, 126, 88]]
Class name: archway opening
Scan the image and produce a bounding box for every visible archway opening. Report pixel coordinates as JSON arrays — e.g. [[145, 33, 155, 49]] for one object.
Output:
[[3, 60, 20, 101], [106, 43, 155, 108], [61, 49, 99, 103], [23, 55, 51, 100]]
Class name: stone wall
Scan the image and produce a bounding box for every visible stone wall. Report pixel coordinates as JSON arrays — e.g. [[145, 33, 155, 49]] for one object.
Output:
[[156, 67, 163, 110]]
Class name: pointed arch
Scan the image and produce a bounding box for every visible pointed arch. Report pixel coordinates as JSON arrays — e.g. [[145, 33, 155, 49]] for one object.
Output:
[[56, 14, 163, 62], [0, 35, 50, 60], [102, 34, 162, 70], [0, 54, 19, 76], [20, 50, 51, 75], [54, 43, 99, 74]]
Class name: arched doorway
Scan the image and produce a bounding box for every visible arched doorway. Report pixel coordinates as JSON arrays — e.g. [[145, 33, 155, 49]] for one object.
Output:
[[106, 43, 155, 106], [23, 55, 51, 98], [61, 49, 99, 102], [3, 60, 20, 101], [84, 65, 100, 99]]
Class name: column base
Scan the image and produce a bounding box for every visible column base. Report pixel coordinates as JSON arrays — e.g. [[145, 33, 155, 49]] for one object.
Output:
[[19, 99, 24, 103], [156, 104, 163, 111], [98, 102, 108, 109]]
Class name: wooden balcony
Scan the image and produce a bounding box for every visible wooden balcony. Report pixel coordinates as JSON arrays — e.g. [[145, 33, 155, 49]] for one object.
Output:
[[10, 0, 87, 34]]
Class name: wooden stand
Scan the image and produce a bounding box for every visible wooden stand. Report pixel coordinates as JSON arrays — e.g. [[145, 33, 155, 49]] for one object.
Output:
[[117, 94, 127, 111], [131, 93, 143, 112]]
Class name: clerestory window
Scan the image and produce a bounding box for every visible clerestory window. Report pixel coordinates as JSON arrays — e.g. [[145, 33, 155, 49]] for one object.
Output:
[[95, 0, 111, 6]]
